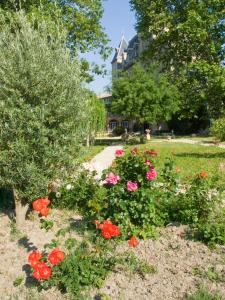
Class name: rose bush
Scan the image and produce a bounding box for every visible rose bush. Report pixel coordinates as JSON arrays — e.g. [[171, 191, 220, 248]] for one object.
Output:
[[96, 148, 167, 238], [28, 248, 65, 281]]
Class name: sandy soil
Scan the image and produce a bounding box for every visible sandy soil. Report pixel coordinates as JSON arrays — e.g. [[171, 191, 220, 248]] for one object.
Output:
[[96, 226, 225, 300], [0, 211, 224, 300]]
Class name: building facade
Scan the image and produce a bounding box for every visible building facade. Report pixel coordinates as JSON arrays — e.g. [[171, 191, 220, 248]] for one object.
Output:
[[100, 34, 168, 133]]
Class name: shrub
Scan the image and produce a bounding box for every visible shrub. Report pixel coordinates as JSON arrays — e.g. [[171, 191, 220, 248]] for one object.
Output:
[[160, 175, 220, 225], [0, 12, 90, 225], [41, 239, 118, 298], [97, 148, 223, 242], [194, 207, 225, 246], [112, 126, 126, 136], [97, 148, 168, 237], [49, 170, 108, 215], [211, 117, 225, 141]]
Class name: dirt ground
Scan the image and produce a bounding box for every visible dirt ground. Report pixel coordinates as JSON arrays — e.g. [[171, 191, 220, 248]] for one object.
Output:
[[0, 210, 225, 300]]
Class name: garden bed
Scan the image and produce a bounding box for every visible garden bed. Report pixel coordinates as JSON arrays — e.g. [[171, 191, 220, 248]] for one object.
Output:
[[0, 210, 224, 300], [1, 143, 225, 299]]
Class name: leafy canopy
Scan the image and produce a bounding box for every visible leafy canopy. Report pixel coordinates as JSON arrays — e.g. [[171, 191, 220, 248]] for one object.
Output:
[[111, 64, 180, 124], [130, 0, 225, 120], [130, 0, 225, 71], [0, 0, 110, 55]]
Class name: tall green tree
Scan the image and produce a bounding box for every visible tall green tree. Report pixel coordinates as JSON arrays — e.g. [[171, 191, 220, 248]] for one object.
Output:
[[130, 0, 225, 120], [0, 0, 110, 55], [0, 11, 88, 226], [177, 61, 225, 119], [130, 0, 225, 71], [111, 64, 180, 127]]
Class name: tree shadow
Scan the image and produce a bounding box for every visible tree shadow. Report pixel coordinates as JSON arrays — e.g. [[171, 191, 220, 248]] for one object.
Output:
[[0, 187, 15, 220], [18, 236, 38, 252], [18, 236, 40, 288], [69, 216, 94, 236], [175, 152, 225, 159], [22, 263, 39, 288]]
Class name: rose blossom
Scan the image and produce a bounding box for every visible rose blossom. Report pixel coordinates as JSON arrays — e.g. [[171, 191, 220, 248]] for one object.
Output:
[[126, 181, 138, 192], [103, 172, 120, 185], [40, 207, 50, 217], [32, 198, 50, 212], [115, 149, 125, 157], [199, 171, 207, 178], [48, 248, 65, 266], [28, 251, 42, 264], [128, 236, 139, 247], [144, 159, 152, 166], [97, 220, 121, 239], [146, 168, 157, 181]]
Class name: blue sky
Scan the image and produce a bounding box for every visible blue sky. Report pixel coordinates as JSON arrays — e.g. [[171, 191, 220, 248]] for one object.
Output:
[[82, 0, 136, 96]]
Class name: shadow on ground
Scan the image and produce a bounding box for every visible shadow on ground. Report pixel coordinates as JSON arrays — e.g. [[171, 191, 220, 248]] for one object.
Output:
[[175, 152, 225, 159]]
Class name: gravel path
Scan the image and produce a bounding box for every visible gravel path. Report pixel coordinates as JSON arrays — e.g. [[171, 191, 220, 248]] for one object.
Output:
[[168, 138, 225, 149], [84, 145, 123, 179]]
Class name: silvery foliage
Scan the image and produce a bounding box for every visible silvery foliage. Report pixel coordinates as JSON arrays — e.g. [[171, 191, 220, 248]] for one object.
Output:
[[0, 11, 89, 201]]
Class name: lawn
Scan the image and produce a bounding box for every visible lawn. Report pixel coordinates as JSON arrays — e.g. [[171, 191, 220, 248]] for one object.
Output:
[[126, 141, 225, 182], [75, 145, 105, 163]]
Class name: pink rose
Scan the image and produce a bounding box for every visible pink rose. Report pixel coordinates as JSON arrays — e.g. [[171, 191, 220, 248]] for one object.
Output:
[[127, 181, 138, 192], [115, 149, 125, 157], [146, 168, 157, 181], [103, 172, 120, 185], [145, 160, 152, 166]]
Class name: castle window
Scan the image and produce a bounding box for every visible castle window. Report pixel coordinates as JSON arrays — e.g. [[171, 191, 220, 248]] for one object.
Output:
[[109, 120, 118, 129], [121, 120, 129, 128]]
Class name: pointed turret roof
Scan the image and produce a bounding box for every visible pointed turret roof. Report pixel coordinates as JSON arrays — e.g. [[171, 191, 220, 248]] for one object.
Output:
[[111, 35, 128, 63]]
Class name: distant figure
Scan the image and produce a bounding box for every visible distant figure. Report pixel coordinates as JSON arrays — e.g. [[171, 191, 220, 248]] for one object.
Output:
[[146, 129, 151, 140]]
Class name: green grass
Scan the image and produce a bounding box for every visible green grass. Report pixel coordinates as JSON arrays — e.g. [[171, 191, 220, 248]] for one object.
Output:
[[186, 287, 222, 300], [75, 145, 105, 163], [126, 141, 225, 181]]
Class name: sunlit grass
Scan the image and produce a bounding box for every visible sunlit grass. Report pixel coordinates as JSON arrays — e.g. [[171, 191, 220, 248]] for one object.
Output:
[[126, 141, 225, 182], [76, 145, 105, 163]]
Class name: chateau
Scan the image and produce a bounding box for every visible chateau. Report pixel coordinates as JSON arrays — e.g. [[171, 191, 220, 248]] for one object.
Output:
[[100, 34, 148, 132]]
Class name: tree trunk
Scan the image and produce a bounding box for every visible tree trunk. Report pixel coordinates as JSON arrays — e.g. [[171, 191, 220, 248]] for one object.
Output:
[[86, 134, 90, 147], [13, 189, 29, 228]]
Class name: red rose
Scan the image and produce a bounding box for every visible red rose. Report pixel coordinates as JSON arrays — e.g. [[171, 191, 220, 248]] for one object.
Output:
[[101, 229, 111, 239], [32, 200, 45, 212], [110, 224, 120, 237], [176, 167, 181, 173], [30, 260, 40, 268], [128, 236, 139, 247], [28, 251, 42, 264], [48, 248, 65, 266], [35, 262, 48, 269], [103, 220, 112, 226], [33, 268, 42, 280], [41, 198, 50, 206], [199, 171, 207, 178], [32, 198, 51, 212], [145, 149, 158, 157], [98, 220, 121, 239], [40, 207, 50, 217], [39, 266, 52, 280]]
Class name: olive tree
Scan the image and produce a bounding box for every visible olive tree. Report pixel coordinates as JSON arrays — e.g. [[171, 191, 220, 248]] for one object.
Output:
[[0, 11, 88, 226]]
